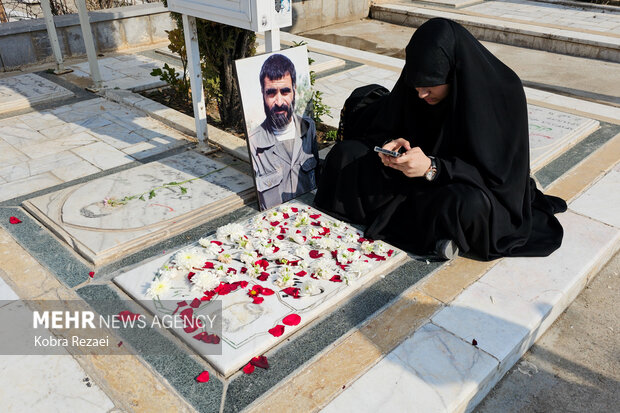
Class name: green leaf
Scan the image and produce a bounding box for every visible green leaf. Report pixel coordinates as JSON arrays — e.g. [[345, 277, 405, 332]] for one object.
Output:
[[180, 187, 188, 194], [139, 195, 145, 201], [149, 190, 156, 199]]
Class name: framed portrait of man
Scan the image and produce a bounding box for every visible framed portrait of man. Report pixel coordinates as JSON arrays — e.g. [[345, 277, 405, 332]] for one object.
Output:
[[235, 46, 318, 211]]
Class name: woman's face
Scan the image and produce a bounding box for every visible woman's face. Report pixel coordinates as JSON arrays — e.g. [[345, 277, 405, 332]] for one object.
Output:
[[415, 84, 450, 105]]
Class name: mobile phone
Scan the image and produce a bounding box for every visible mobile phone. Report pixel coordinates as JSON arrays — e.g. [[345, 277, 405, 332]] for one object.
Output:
[[374, 146, 402, 158]]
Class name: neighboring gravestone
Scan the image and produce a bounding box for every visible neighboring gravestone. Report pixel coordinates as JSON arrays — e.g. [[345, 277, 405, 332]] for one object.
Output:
[[0, 73, 74, 114], [24, 151, 255, 265], [114, 201, 406, 376], [528, 105, 599, 171]]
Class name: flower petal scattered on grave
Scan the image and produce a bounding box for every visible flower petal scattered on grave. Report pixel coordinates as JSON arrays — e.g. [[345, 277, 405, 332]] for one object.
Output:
[[9, 217, 22, 224], [282, 314, 301, 326], [243, 363, 255, 374], [250, 355, 269, 369], [268, 324, 285, 337]]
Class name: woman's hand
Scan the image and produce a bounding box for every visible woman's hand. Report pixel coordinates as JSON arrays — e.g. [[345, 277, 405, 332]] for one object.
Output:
[[379, 139, 431, 178]]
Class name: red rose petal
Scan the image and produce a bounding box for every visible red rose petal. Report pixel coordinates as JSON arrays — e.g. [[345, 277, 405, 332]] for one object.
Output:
[[309, 214, 321, 219], [250, 355, 269, 369], [330, 275, 343, 283], [282, 213, 290, 219], [282, 314, 301, 326], [9, 216, 22, 224], [277, 235, 285, 240], [309, 250, 323, 259], [291, 207, 298, 212], [261, 287, 275, 296], [117, 341, 123, 347], [270, 221, 280, 226], [257, 272, 269, 281], [472, 339, 478, 346], [295, 270, 307, 277], [203, 262, 214, 269], [211, 334, 221, 345], [117, 310, 140, 321], [187, 272, 196, 281], [255, 259, 269, 269], [190, 298, 201, 308], [227, 267, 237, 274], [282, 287, 300, 298], [268, 324, 285, 337], [193, 332, 207, 341], [243, 363, 255, 374], [240, 267, 248, 274], [196, 371, 210, 383], [253, 297, 264, 304], [211, 240, 222, 246], [88, 271, 95, 278]]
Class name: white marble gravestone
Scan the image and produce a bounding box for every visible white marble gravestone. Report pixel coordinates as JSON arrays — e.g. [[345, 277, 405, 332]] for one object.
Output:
[[0, 73, 74, 114], [528, 106, 599, 170], [69, 55, 182, 92], [24, 152, 255, 265], [114, 201, 406, 376]]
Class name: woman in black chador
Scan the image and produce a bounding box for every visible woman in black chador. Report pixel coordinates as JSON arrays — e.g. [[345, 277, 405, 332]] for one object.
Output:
[[314, 18, 566, 261]]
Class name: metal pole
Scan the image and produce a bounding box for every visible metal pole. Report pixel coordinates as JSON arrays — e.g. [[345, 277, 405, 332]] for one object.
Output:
[[182, 14, 208, 148], [75, 0, 102, 90], [264, 28, 280, 52], [40, 0, 71, 74]]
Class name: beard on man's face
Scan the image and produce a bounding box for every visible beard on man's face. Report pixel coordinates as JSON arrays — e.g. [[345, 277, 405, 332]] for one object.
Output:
[[264, 97, 295, 131]]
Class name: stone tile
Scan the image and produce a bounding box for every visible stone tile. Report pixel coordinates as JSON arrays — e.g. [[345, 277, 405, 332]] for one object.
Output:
[[71, 141, 133, 169], [546, 132, 620, 202], [0, 151, 83, 182], [38, 122, 88, 140], [0, 352, 115, 412], [0, 141, 29, 168], [22, 132, 99, 160], [0, 228, 65, 299], [569, 165, 620, 228], [121, 138, 185, 160], [431, 280, 543, 362], [86, 124, 145, 149], [0, 120, 49, 148], [0, 173, 62, 202], [322, 323, 498, 413], [419, 257, 497, 303], [0, 73, 74, 114], [0, 275, 19, 302], [51, 160, 102, 182]]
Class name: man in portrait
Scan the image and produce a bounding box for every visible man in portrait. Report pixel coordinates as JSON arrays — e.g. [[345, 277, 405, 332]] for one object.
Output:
[[248, 53, 318, 210]]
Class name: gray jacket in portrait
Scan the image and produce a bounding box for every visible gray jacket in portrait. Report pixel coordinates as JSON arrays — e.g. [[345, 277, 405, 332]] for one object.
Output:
[[248, 114, 318, 210]]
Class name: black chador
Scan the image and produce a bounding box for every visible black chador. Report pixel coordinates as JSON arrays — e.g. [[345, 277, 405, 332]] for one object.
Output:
[[314, 18, 566, 260]]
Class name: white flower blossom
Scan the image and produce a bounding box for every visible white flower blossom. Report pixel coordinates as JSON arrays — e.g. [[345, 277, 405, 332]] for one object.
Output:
[[265, 210, 283, 222], [198, 238, 211, 248], [216, 223, 245, 242], [360, 241, 374, 253], [239, 250, 259, 266], [311, 258, 334, 280], [290, 233, 306, 245], [274, 266, 295, 288], [337, 248, 362, 264], [294, 246, 310, 259], [234, 236, 253, 250], [374, 241, 388, 255], [300, 280, 321, 296], [146, 278, 171, 298], [191, 270, 220, 291], [158, 265, 183, 280], [252, 227, 270, 240], [347, 260, 370, 278], [246, 264, 263, 279], [175, 247, 207, 271], [344, 232, 359, 244], [306, 226, 320, 238], [294, 212, 310, 227], [279, 205, 293, 215], [217, 253, 233, 264], [312, 237, 338, 250]]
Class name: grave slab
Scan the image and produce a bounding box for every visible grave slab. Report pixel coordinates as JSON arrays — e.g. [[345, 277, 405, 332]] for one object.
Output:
[[114, 201, 406, 377], [528, 105, 599, 171], [68, 55, 182, 92], [0, 73, 74, 114], [24, 151, 255, 265]]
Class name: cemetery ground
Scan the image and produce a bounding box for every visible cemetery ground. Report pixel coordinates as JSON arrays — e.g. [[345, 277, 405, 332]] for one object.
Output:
[[0, 3, 619, 412]]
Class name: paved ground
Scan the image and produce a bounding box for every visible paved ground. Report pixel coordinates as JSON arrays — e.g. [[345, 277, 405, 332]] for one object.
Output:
[[476, 251, 620, 413], [0, 3, 618, 411], [301, 18, 620, 106]]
